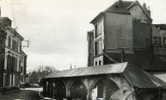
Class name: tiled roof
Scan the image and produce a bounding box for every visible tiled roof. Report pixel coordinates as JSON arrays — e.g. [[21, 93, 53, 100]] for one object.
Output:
[[45, 62, 128, 78]]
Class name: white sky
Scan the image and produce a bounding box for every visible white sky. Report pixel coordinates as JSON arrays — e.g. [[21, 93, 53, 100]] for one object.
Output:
[[0, 0, 165, 72]]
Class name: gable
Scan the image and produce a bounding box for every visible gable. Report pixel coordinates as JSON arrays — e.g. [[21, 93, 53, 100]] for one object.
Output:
[[129, 5, 149, 23]]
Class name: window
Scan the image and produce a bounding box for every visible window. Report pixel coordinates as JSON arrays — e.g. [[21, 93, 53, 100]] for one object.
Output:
[[12, 40, 18, 52], [95, 61, 97, 66], [7, 55, 12, 72], [98, 40, 103, 54], [152, 36, 161, 47], [95, 40, 103, 56], [95, 19, 103, 38], [12, 56, 17, 72], [163, 37, 166, 47], [7, 55, 18, 73], [19, 42, 21, 52], [95, 25, 98, 38], [95, 42, 98, 56], [99, 61, 102, 65], [8, 36, 11, 48]]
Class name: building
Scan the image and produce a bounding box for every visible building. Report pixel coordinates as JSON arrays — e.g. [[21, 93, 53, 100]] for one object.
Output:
[[151, 24, 166, 80], [0, 16, 27, 88], [42, 63, 166, 100], [41, 0, 166, 100], [20, 51, 27, 84], [87, 0, 166, 73], [152, 24, 166, 66], [88, 0, 152, 68]]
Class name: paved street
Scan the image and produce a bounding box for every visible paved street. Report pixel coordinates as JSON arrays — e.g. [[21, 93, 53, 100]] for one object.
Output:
[[0, 89, 41, 100]]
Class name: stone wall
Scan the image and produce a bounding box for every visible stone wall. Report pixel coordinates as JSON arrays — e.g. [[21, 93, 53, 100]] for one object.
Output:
[[42, 75, 136, 100]]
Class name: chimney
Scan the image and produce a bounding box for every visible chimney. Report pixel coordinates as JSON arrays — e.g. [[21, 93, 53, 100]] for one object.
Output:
[[0, 17, 12, 27], [143, 3, 151, 17], [119, 0, 122, 2], [117, 0, 123, 7], [143, 3, 147, 9], [147, 6, 151, 17]]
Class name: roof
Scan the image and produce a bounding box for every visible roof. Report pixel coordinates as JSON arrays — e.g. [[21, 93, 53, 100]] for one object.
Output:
[[154, 24, 166, 30], [6, 27, 24, 41], [90, 0, 152, 24], [106, 1, 133, 13], [90, 1, 133, 23], [0, 17, 24, 40], [46, 62, 127, 78], [123, 64, 166, 88], [44, 62, 166, 88], [144, 65, 166, 72]]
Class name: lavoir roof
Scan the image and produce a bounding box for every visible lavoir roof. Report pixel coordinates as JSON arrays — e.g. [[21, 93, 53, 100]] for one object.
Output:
[[45, 62, 127, 78], [44, 62, 166, 89]]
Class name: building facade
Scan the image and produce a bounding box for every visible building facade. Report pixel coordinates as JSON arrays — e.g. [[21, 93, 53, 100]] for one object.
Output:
[[0, 17, 27, 88], [152, 24, 166, 66], [87, 0, 166, 72]]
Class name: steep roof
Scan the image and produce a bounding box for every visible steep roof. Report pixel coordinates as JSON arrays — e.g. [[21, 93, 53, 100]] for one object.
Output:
[[105, 1, 133, 13], [90, 0, 152, 24], [44, 62, 166, 88], [0, 17, 24, 40], [90, 1, 133, 23]]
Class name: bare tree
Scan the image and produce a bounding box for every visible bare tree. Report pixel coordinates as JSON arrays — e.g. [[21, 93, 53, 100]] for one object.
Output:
[[28, 65, 58, 84]]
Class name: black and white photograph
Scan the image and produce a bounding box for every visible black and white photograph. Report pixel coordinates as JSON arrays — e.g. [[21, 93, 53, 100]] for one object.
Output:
[[0, 0, 166, 100]]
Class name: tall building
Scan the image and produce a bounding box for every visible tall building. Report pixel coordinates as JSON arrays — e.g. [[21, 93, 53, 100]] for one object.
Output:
[[87, 0, 166, 73], [0, 17, 27, 88]]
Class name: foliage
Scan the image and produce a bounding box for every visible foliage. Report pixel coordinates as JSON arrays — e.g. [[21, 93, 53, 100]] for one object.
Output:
[[28, 65, 58, 84]]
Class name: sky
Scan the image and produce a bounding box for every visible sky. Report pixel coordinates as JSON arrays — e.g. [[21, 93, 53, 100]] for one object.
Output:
[[0, 0, 165, 72]]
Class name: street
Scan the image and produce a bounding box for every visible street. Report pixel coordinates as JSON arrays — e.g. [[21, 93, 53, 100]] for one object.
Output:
[[0, 88, 41, 100]]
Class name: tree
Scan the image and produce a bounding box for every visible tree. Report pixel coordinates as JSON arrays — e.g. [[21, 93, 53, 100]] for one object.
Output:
[[28, 65, 58, 84]]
